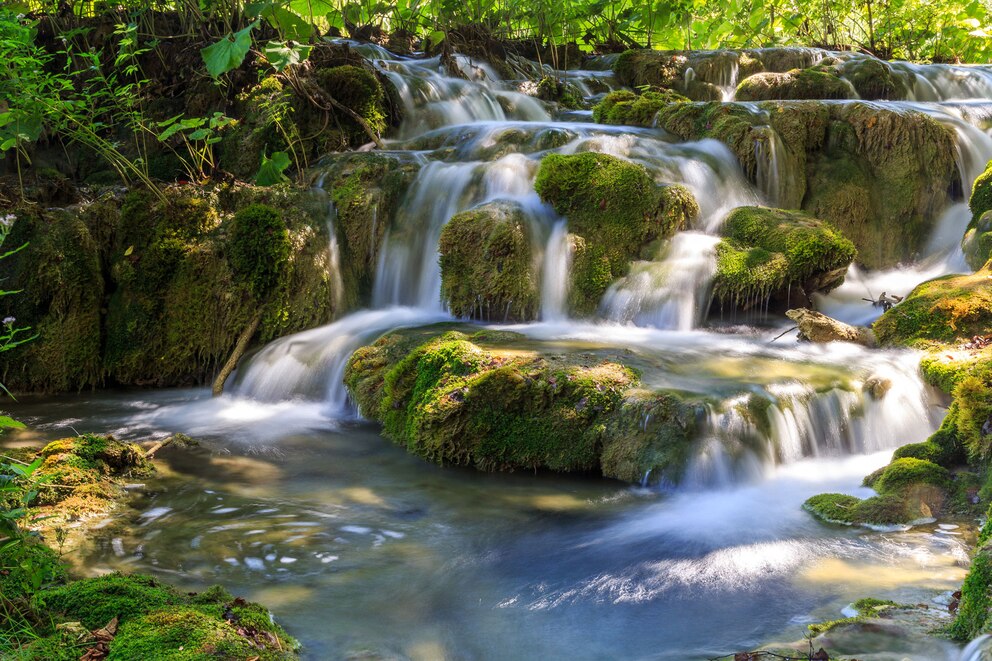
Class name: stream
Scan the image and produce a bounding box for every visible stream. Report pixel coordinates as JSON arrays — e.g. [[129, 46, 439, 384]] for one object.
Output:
[[9, 45, 992, 659]]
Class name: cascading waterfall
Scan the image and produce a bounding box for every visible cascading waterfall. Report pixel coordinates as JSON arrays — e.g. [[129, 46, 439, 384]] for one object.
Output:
[[229, 43, 992, 492]]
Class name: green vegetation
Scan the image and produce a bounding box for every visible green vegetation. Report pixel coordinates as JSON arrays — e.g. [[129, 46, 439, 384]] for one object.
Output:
[[964, 160, 992, 270], [439, 202, 540, 322], [228, 204, 291, 299], [735, 69, 854, 101], [592, 89, 688, 127], [534, 152, 697, 315], [712, 206, 855, 307], [344, 326, 701, 482]]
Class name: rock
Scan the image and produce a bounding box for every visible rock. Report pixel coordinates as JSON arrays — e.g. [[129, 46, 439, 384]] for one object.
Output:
[[786, 308, 874, 346], [592, 88, 689, 127], [964, 160, 992, 270], [534, 152, 698, 315], [735, 69, 855, 101], [712, 207, 856, 310], [438, 202, 540, 322]]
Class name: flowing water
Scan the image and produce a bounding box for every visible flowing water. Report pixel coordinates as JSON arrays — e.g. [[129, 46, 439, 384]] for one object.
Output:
[[12, 47, 992, 658]]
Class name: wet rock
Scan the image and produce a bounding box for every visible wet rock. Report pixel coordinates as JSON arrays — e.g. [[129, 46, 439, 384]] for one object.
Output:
[[438, 201, 540, 322], [592, 89, 689, 126], [712, 207, 856, 311], [786, 308, 874, 346], [736, 69, 855, 101]]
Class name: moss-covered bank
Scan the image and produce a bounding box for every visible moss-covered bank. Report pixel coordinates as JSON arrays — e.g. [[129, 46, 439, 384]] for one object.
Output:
[[344, 325, 702, 483], [0, 183, 336, 392]]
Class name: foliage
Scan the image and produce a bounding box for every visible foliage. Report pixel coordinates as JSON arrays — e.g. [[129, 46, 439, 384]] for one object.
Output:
[[228, 203, 291, 299]]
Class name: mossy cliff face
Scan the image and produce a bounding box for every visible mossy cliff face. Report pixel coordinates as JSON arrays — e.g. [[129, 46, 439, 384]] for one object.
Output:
[[713, 206, 856, 308], [964, 160, 992, 270], [319, 152, 422, 309], [656, 101, 957, 269], [438, 202, 540, 322], [344, 326, 700, 482], [21, 574, 298, 660], [0, 184, 335, 392], [534, 152, 699, 315]]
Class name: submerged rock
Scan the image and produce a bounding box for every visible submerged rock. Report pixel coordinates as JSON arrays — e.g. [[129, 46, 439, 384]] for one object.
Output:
[[344, 326, 701, 482], [439, 202, 540, 322], [785, 308, 874, 346], [712, 206, 856, 309], [534, 152, 698, 315]]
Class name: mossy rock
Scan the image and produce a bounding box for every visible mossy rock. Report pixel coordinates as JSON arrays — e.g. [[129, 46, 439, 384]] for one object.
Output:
[[536, 76, 585, 109], [438, 202, 540, 322], [313, 64, 387, 144], [228, 203, 291, 299], [735, 69, 855, 101], [613, 49, 687, 91], [592, 89, 688, 127], [950, 548, 992, 641], [964, 160, 992, 269], [872, 457, 949, 494], [712, 206, 855, 308], [344, 326, 701, 481], [28, 573, 298, 660], [873, 266, 992, 346], [803, 491, 933, 527], [534, 152, 698, 315], [837, 57, 907, 100], [321, 153, 421, 309]]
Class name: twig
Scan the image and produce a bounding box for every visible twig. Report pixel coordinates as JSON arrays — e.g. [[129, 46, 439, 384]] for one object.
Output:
[[769, 325, 798, 343]]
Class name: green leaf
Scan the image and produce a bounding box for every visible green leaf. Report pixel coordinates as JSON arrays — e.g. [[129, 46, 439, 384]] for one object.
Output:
[[264, 40, 313, 71], [124, 245, 134, 256], [256, 150, 292, 186], [0, 416, 25, 430], [426, 29, 446, 50], [201, 21, 258, 79]]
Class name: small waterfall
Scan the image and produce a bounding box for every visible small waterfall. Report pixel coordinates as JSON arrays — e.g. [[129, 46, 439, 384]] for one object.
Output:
[[541, 220, 571, 321], [314, 176, 346, 315], [959, 635, 992, 661], [601, 232, 720, 330], [753, 126, 787, 206]]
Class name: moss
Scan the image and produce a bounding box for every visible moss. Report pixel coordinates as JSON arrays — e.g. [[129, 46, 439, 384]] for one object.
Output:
[[712, 206, 855, 307], [892, 440, 949, 466], [735, 69, 855, 101], [592, 89, 688, 127], [965, 161, 992, 269], [838, 57, 907, 100], [536, 76, 584, 109], [0, 538, 65, 601], [873, 267, 992, 346], [228, 203, 291, 300], [852, 597, 897, 613], [438, 202, 539, 322], [344, 327, 708, 479], [950, 549, 992, 640], [803, 493, 860, 524], [534, 153, 697, 315], [613, 50, 686, 90], [970, 160, 992, 220], [29, 574, 298, 660], [314, 65, 387, 143], [872, 457, 950, 494]]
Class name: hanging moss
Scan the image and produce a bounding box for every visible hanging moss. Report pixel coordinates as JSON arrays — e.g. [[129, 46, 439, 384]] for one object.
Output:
[[712, 206, 856, 307], [439, 202, 540, 322], [314, 64, 387, 144], [534, 152, 698, 315]]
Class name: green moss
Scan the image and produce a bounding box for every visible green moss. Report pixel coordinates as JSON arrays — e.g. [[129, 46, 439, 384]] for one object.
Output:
[[592, 89, 688, 127], [803, 493, 860, 524], [950, 549, 992, 640], [29, 574, 298, 660], [838, 58, 906, 100], [439, 202, 539, 322], [873, 457, 949, 494], [970, 160, 992, 220], [536, 76, 584, 109], [315, 65, 387, 143], [892, 441, 947, 466], [534, 153, 697, 315], [613, 50, 685, 90], [965, 161, 992, 268], [873, 267, 992, 346], [713, 206, 855, 306], [852, 597, 897, 613], [228, 203, 291, 300], [736, 69, 855, 101], [344, 328, 680, 476]]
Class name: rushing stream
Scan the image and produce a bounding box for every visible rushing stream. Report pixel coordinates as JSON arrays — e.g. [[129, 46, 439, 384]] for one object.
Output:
[[10, 45, 992, 659]]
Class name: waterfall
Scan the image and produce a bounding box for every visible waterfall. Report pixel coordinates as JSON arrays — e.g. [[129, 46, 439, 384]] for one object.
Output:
[[314, 176, 346, 315], [541, 220, 571, 321]]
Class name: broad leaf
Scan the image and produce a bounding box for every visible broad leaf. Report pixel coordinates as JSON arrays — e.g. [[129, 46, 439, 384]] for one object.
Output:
[[264, 40, 313, 71], [201, 21, 258, 78], [256, 150, 292, 186]]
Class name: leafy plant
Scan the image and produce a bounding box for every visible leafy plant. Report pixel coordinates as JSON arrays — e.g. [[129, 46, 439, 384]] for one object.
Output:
[[156, 112, 237, 181]]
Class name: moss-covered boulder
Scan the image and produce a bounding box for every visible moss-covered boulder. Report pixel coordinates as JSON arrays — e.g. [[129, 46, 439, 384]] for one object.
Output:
[[592, 89, 689, 127], [439, 202, 540, 322], [24, 574, 297, 660], [873, 266, 992, 346], [534, 152, 698, 314], [344, 326, 701, 482], [0, 184, 336, 392], [964, 160, 992, 270], [712, 206, 855, 309], [836, 57, 908, 100], [735, 69, 855, 101], [656, 101, 958, 269]]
